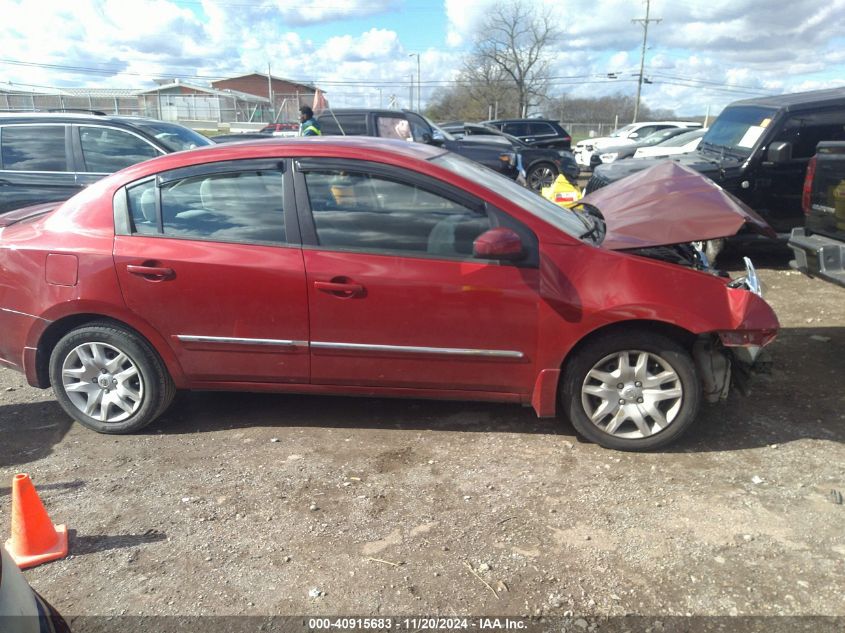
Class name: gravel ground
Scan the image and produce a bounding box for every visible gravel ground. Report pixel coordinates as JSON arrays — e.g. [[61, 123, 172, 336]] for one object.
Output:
[[1, 255, 844, 629]]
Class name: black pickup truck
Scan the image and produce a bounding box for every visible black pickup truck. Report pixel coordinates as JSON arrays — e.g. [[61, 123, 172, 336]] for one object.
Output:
[[789, 141, 845, 287], [587, 88, 845, 260]]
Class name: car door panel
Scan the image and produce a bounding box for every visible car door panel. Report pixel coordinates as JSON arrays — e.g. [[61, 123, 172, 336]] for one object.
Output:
[[113, 161, 309, 383], [294, 160, 540, 394]]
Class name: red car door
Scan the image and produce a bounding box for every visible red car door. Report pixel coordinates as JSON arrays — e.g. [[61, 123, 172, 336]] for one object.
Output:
[[113, 161, 309, 384], [294, 160, 540, 395]]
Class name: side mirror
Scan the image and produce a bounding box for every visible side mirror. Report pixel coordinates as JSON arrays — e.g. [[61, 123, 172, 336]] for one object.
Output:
[[767, 141, 792, 164], [422, 131, 444, 146], [629, 132, 639, 139], [473, 227, 524, 261]]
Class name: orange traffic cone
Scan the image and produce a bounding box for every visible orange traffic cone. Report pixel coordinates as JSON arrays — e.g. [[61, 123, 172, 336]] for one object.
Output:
[[4, 474, 68, 569]]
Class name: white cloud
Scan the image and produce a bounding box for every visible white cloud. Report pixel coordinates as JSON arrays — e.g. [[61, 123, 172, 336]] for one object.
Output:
[[272, 0, 400, 26]]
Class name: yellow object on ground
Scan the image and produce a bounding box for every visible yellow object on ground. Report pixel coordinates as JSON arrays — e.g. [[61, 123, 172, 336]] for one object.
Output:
[[541, 175, 583, 208]]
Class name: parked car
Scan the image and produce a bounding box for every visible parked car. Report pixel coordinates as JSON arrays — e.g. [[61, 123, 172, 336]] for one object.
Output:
[[440, 122, 579, 190], [0, 137, 778, 451], [789, 141, 845, 287], [633, 128, 707, 159], [482, 118, 572, 150], [211, 132, 274, 143], [316, 108, 519, 180], [0, 112, 211, 213], [594, 127, 695, 167], [0, 547, 70, 633], [259, 122, 298, 137], [587, 88, 845, 261], [574, 121, 703, 168]]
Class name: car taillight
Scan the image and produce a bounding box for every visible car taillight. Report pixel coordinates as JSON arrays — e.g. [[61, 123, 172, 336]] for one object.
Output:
[[802, 155, 817, 215], [499, 152, 515, 166], [717, 329, 777, 348]]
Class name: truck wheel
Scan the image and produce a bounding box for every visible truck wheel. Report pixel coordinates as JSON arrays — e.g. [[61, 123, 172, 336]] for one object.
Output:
[[561, 330, 701, 451], [49, 322, 175, 434]]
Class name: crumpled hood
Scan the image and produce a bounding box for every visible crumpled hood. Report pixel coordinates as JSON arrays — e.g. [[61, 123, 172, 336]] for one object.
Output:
[[581, 161, 776, 250]]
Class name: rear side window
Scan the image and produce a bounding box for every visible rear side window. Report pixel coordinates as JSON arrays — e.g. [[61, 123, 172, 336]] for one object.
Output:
[[527, 122, 556, 136], [1, 125, 68, 171], [319, 114, 368, 136], [80, 126, 160, 172], [503, 122, 529, 136], [127, 170, 286, 245]]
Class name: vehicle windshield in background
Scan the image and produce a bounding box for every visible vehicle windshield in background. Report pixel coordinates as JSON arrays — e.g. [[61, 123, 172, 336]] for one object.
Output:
[[133, 121, 212, 152], [432, 152, 589, 240], [700, 105, 777, 156], [609, 124, 637, 137]]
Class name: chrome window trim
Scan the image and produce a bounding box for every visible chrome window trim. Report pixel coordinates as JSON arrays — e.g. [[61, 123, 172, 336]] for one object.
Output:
[[310, 341, 524, 359], [176, 335, 307, 348]]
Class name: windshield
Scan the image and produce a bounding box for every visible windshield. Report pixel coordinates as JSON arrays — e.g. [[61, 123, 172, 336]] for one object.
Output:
[[701, 105, 777, 156], [134, 121, 212, 152], [431, 152, 588, 240], [421, 116, 456, 142], [610, 124, 637, 138], [658, 128, 706, 147], [640, 128, 685, 147]]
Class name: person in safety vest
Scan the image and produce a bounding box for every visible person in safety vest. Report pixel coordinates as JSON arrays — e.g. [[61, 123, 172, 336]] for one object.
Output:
[[298, 105, 321, 137]]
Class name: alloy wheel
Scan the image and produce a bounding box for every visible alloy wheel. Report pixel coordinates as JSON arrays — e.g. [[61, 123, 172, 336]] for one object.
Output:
[[580, 350, 683, 439]]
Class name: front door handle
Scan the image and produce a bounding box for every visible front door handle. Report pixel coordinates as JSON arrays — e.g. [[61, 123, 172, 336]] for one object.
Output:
[[126, 264, 175, 280], [314, 279, 365, 298]]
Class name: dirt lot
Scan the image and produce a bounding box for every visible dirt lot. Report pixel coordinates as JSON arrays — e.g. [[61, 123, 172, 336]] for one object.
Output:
[[1, 254, 844, 629]]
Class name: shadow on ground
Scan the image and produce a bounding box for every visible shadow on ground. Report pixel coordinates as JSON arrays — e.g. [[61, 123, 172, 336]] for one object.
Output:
[[0, 400, 73, 469]]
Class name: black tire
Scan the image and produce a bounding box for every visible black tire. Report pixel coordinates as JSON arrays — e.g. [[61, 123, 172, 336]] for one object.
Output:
[[526, 162, 558, 191], [49, 321, 175, 434], [561, 330, 701, 451]]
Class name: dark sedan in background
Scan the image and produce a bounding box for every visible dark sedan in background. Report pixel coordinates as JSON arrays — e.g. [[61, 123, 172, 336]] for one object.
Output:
[[441, 122, 579, 190]]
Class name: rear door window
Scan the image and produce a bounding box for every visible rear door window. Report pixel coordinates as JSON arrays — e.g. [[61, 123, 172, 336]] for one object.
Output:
[[503, 122, 530, 136], [127, 168, 286, 245], [79, 126, 160, 172], [0, 125, 69, 172], [527, 122, 556, 136]]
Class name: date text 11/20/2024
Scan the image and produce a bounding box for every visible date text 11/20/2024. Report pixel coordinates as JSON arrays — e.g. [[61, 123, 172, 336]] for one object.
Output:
[[307, 618, 527, 630]]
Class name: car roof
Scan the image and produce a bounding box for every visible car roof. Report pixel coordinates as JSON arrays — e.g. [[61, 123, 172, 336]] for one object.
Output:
[[728, 87, 845, 111], [0, 112, 179, 126], [112, 136, 448, 180], [483, 118, 559, 124]]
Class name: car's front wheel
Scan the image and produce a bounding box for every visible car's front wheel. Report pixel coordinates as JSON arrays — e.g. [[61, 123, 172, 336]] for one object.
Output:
[[526, 162, 558, 191], [561, 330, 701, 451], [49, 322, 175, 434]]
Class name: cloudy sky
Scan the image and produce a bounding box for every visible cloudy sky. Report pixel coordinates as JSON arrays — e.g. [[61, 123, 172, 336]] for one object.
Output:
[[1, 0, 844, 116]]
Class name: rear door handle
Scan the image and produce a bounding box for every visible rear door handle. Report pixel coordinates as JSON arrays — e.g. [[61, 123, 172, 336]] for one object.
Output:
[[126, 264, 175, 280], [314, 279, 365, 298]]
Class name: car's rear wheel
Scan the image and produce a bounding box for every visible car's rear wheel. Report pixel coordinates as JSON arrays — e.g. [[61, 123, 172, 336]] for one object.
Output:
[[526, 163, 558, 191], [49, 322, 175, 434], [561, 330, 701, 451]]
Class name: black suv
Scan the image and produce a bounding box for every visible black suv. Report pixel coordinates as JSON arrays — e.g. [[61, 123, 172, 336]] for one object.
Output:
[[482, 118, 572, 151], [0, 112, 211, 213], [315, 109, 520, 180], [587, 88, 845, 258], [441, 122, 579, 190]]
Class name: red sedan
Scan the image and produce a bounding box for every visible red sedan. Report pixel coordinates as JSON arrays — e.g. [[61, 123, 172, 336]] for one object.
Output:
[[0, 139, 778, 450]]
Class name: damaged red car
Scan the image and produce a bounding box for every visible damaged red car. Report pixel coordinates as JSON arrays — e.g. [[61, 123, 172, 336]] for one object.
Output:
[[0, 139, 778, 450]]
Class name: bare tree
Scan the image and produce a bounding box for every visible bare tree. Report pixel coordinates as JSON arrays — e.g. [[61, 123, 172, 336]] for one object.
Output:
[[469, 0, 558, 118]]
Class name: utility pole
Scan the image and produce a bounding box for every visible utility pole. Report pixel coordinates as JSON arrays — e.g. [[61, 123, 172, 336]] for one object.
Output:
[[408, 75, 414, 110], [267, 62, 274, 122], [408, 53, 421, 111], [632, 0, 661, 123]]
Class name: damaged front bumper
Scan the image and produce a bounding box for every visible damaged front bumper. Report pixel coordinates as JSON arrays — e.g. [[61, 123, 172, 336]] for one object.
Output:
[[693, 336, 773, 403]]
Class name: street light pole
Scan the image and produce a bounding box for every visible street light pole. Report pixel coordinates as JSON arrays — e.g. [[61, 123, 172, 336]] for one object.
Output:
[[408, 53, 421, 111]]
